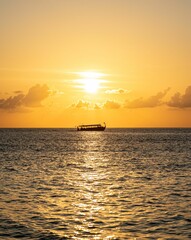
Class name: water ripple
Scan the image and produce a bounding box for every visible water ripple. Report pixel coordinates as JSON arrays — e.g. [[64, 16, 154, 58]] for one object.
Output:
[[0, 128, 191, 239]]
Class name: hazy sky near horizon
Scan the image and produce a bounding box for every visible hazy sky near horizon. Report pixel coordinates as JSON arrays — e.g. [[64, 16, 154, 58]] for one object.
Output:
[[0, 0, 191, 127]]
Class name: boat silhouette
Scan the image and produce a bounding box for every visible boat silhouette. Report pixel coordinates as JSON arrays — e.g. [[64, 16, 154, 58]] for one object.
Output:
[[77, 123, 106, 131]]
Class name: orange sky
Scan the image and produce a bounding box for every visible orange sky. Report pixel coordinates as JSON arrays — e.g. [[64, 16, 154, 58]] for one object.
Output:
[[0, 0, 191, 127]]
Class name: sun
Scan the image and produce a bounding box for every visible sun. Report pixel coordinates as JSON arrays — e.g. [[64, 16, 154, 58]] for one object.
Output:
[[78, 71, 104, 94], [83, 78, 100, 93]]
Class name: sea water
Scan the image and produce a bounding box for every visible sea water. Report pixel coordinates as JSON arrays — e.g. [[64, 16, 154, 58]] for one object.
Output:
[[0, 128, 191, 239]]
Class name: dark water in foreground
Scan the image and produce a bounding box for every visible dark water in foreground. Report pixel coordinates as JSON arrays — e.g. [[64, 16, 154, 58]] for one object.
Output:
[[0, 128, 191, 239]]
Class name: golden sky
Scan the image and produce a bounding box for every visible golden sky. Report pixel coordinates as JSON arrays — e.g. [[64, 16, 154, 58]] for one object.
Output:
[[0, 0, 191, 127]]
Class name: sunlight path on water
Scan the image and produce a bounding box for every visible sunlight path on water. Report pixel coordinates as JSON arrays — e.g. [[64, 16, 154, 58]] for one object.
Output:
[[0, 129, 191, 239]]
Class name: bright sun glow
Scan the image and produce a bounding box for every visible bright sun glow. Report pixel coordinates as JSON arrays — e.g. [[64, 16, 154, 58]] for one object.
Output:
[[84, 78, 100, 93], [78, 71, 105, 94]]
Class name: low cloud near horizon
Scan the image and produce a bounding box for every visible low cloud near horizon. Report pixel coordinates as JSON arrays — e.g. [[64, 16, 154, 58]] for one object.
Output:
[[71, 100, 90, 109], [124, 88, 170, 108], [167, 86, 191, 108], [0, 84, 49, 110], [105, 88, 129, 95], [70, 86, 191, 111], [103, 100, 121, 109], [1, 85, 191, 112]]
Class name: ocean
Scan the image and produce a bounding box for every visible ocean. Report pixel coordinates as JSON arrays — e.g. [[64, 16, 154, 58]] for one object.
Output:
[[0, 128, 191, 239]]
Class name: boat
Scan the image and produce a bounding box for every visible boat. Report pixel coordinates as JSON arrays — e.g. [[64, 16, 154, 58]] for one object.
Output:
[[77, 122, 106, 131]]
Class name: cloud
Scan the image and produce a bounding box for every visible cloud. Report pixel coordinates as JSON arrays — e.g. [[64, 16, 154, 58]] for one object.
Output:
[[94, 104, 101, 110], [71, 100, 90, 109], [167, 86, 191, 108], [23, 84, 49, 107], [124, 88, 170, 108], [14, 90, 23, 94], [50, 90, 64, 95], [105, 88, 129, 94], [0, 94, 25, 110], [0, 84, 49, 110], [70, 100, 121, 110], [103, 100, 121, 109]]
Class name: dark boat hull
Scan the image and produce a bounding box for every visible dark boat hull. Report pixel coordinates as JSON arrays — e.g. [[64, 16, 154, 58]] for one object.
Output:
[[78, 127, 105, 131]]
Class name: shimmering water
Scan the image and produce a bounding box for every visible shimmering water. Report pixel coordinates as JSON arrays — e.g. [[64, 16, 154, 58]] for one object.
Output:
[[0, 128, 191, 239]]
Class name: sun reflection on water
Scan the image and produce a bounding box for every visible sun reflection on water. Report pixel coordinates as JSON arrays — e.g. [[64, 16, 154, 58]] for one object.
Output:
[[1, 129, 190, 239]]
